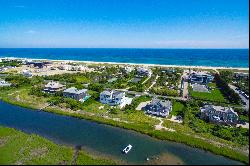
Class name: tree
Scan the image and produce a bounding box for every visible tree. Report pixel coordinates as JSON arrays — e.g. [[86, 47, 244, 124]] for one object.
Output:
[[88, 83, 104, 92]]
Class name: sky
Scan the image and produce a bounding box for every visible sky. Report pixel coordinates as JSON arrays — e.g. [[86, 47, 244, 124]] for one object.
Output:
[[0, 0, 249, 48]]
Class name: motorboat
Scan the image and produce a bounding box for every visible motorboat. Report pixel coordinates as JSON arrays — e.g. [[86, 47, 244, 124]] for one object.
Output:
[[122, 144, 132, 154]]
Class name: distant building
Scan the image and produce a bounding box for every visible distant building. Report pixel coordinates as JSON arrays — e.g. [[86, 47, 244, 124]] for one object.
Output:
[[161, 68, 176, 73], [63, 87, 88, 101], [0, 80, 11, 87], [189, 72, 214, 84], [234, 72, 249, 79], [143, 98, 172, 118], [43, 81, 66, 93], [26, 61, 52, 68], [200, 105, 239, 124], [124, 66, 134, 73], [100, 90, 132, 108], [136, 67, 152, 77], [22, 69, 32, 77]]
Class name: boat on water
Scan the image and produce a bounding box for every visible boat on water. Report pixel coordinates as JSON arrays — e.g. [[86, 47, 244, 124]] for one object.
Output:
[[122, 144, 132, 154]]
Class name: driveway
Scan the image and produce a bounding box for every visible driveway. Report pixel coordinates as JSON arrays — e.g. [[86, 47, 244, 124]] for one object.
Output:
[[229, 84, 249, 110]]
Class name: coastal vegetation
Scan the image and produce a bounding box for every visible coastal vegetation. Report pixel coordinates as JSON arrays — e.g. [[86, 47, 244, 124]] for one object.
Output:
[[0, 64, 249, 164], [0, 126, 115, 165], [214, 73, 242, 104]]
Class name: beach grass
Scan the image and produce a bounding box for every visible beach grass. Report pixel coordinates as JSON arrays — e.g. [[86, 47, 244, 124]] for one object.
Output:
[[0, 126, 115, 165]]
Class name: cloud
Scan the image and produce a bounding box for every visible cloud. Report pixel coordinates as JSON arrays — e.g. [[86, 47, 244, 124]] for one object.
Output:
[[14, 5, 26, 8], [25, 30, 37, 34]]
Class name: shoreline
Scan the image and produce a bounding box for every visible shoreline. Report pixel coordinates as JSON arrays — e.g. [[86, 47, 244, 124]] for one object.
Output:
[[0, 98, 248, 164], [1, 56, 249, 71]]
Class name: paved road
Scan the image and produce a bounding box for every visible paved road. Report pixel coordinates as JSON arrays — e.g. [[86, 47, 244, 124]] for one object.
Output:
[[229, 84, 249, 110], [180, 70, 189, 98], [145, 74, 159, 92]]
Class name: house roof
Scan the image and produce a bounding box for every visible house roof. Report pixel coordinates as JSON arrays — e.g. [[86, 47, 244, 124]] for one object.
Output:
[[201, 105, 238, 116], [45, 81, 65, 89], [100, 90, 125, 98], [63, 87, 87, 94]]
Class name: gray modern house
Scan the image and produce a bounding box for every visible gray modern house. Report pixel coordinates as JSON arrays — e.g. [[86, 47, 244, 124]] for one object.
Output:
[[136, 67, 152, 77], [200, 105, 239, 125], [63, 87, 88, 101], [189, 72, 214, 84], [143, 98, 172, 117]]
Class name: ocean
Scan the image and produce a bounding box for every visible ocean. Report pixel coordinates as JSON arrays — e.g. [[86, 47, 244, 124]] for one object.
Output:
[[0, 48, 248, 68]]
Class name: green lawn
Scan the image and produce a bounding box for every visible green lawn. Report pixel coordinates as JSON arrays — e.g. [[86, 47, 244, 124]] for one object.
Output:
[[0, 126, 115, 165], [189, 83, 226, 103], [171, 101, 185, 116]]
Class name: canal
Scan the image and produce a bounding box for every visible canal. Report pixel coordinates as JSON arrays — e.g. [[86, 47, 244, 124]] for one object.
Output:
[[0, 100, 243, 165]]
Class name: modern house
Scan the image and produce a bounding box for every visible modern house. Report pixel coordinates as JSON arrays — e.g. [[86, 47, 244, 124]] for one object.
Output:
[[161, 68, 176, 73], [124, 66, 134, 73], [189, 72, 214, 84], [234, 72, 249, 79], [136, 67, 152, 77], [0, 80, 11, 87], [143, 98, 172, 117], [26, 61, 52, 68], [43, 81, 66, 93], [22, 69, 33, 77], [63, 87, 88, 101], [200, 105, 239, 124], [100, 90, 131, 108]]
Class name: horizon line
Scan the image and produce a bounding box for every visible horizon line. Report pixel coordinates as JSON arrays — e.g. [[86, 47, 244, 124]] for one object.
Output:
[[0, 47, 249, 49]]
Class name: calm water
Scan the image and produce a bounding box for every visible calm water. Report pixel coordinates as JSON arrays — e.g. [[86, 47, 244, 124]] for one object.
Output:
[[0, 48, 249, 68], [0, 100, 243, 165]]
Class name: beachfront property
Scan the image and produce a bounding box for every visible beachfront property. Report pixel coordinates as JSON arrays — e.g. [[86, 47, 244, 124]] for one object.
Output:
[[63, 87, 89, 101], [161, 68, 176, 73], [136, 67, 152, 77], [22, 69, 33, 77], [26, 61, 52, 68], [0, 80, 11, 87], [100, 90, 132, 108], [43, 81, 66, 93], [124, 66, 134, 73], [189, 71, 214, 84], [234, 72, 249, 80], [143, 98, 172, 118], [57, 64, 93, 72], [200, 105, 239, 124]]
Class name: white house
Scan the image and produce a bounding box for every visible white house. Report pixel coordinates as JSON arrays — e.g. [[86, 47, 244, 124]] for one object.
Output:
[[100, 90, 132, 108], [124, 66, 134, 73], [22, 69, 32, 77], [0, 80, 11, 87]]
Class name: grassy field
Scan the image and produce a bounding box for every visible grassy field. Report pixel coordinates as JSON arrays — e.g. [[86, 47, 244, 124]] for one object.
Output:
[[171, 101, 185, 116], [189, 83, 226, 103], [0, 126, 115, 165]]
